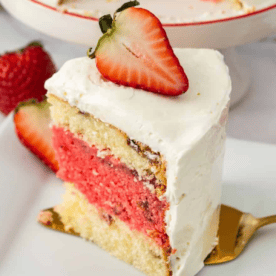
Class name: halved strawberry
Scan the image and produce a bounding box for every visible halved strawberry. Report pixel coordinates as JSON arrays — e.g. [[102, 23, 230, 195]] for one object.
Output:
[[14, 99, 59, 173], [88, 1, 189, 96]]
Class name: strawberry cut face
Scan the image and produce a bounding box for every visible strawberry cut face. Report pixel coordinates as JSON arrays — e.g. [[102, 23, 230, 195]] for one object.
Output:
[[91, 7, 189, 96], [14, 100, 59, 173]]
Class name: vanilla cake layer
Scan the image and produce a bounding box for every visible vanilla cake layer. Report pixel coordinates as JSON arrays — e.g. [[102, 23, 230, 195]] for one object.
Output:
[[56, 182, 170, 276], [46, 48, 231, 275]]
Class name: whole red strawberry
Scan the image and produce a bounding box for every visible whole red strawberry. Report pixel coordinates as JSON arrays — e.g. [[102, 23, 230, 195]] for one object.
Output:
[[88, 1, 189, 96], [0, 42, 56, 115]]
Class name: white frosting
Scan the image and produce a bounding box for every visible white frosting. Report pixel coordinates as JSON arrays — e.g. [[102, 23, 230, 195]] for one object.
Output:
[[45, 48, 231, 276]]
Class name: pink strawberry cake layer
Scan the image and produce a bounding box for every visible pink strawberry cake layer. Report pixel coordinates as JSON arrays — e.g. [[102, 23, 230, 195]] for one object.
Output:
[[45, 48, 231, 276], [53, 126, 170, 249]]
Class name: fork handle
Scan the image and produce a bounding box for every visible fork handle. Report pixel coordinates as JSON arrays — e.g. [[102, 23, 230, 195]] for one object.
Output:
[[258, 215, 276, 228]]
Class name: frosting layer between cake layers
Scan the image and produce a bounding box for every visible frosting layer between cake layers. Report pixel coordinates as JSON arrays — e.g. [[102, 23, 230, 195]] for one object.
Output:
[[46, 48, 231, 276]]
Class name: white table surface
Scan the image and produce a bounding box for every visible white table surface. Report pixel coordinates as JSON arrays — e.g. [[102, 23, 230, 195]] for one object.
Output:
[[0, 5, 276, 145]]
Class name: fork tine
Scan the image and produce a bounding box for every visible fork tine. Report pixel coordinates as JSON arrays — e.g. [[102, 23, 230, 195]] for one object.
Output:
[[205, 205, 244, 264], [218, 205, 243, 253]]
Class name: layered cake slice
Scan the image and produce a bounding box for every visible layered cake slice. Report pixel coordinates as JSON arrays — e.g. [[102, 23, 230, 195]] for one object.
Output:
[[44, 3, 231, 276]]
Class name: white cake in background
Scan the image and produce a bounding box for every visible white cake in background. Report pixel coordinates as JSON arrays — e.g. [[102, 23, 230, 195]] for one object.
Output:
[[45, 48, 231, 276], [42, 0, 255, 24], [45, 0, 117, 5]]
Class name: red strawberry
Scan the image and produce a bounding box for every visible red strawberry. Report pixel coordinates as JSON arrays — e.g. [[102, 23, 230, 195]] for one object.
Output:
[[14, 99, 59, 173], [88, 1, 189, 96], [0, 42, 56, 115]]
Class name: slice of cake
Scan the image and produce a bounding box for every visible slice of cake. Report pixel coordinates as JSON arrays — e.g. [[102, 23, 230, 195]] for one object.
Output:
[[44, 3, 231, 276]]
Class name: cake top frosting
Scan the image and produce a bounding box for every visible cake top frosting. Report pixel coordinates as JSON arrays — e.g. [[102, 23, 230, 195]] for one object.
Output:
[[46, 48, 231, 156]]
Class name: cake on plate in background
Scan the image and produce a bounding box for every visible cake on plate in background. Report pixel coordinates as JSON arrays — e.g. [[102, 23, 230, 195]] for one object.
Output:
[[50, 0, 246, 11]]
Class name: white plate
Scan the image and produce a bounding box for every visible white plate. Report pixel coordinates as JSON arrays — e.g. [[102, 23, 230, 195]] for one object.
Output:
[[0, 113, 4, 125], [0, 114, 276, 276], [1, 0, 276, 48]]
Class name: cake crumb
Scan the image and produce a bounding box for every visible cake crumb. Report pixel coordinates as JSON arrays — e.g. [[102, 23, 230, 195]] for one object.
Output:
[[37, 210, 53, 226], [99, 210, 114, 226], [246, 5, 256, 13], [64, 224, 73, 231], [60, 8, 68, 14], [197, 93, 201, 96], [172, 248, 177, 254], [176, 193, 186, 205]]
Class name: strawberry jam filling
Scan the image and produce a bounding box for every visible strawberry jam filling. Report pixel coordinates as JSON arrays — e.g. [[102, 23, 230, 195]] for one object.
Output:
[[52, 126, 170, 249]]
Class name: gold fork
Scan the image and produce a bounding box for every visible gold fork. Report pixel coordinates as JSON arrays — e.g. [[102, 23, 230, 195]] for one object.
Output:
[[204, 204, 276, 264], [38, 204, 276, 265]]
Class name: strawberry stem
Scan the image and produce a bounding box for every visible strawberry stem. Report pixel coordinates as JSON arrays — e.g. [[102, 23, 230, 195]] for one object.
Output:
[[27, 41, 43, 48], [87, 47, 96, 59], [99, 14, 113, 34], [115, 0, 140, 14], [87, 1, 140, 60], [19, 41, 43, 53], [14, 99, 38, 114]]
